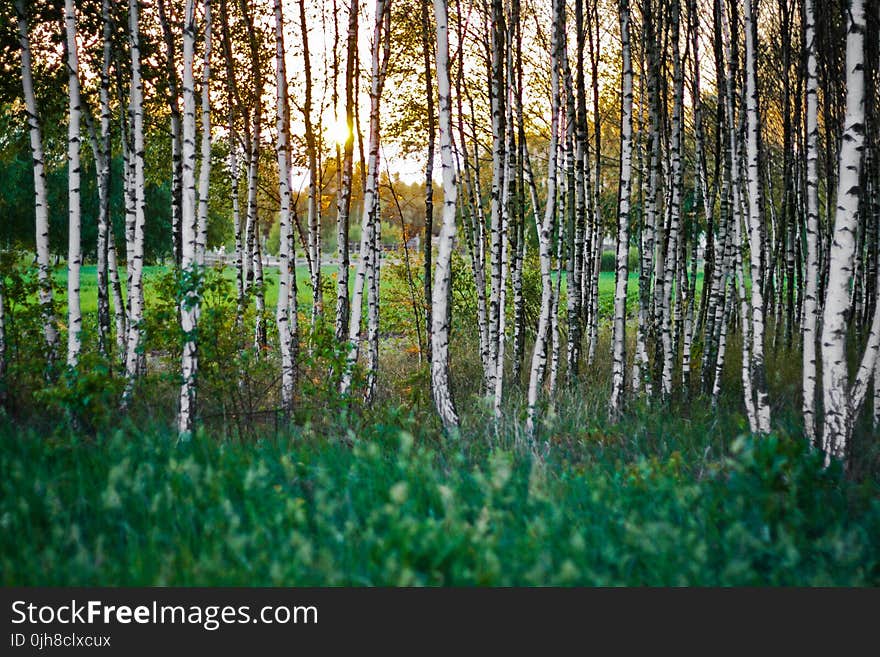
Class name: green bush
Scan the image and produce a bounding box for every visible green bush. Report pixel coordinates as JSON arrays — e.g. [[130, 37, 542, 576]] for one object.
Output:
[[600, 247, 640, 273], [1, 422, 877, 586]]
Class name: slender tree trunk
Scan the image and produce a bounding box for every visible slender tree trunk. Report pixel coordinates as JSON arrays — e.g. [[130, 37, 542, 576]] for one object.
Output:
[[158, 0, 184, 267], [585, 0, 602, 366], [511, 1, 527, 384], [123, 0, 147, 402], [196, 0, 212, 266], [178, 0, 200, 436], [610, 0, 634, 418], [85, 115, 110, 360], [15, 0, 58, 369], [240, 0, 264, 347], [335, 0, 358, 343], [704, 0, 732, 393], [802, 0, 820, 444], [821, 0, 868, 462], [230, 125, 243, 305], [486, 0, 507, 393], [93, 0, 113, 359], [421, 0, 436, 367], [429, 0, 459, 431], [62, 0, 83, 367], [459, 88, 493, 390], [562, 33, 580, 381], [253, 221, 266, 348], [743, 0, 771, 432], [660, 0, 684, 399], [340, 0, 391, 396], [635, 0, 661, 397], [299, 0, 323, 323], [274, 0, 297, 414], [108, 230, 127, 358], [721, 0, 758, 431], [219, 0, 245, 310], [365, 174, 383, 403], [526, 0, 562, 439]]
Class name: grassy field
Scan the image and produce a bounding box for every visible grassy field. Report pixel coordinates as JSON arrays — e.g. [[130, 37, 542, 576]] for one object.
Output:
[[59, 264, 340, 315], [2, 412, 878, 586], [58, 263, 650, 315]]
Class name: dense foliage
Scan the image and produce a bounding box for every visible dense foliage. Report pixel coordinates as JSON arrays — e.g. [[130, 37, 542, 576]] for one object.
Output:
[[2, 416, 877, 586]]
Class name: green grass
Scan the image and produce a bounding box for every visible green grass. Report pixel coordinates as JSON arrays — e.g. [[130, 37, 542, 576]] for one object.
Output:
[[56, 264, 668, 319], [56, 264, 341, 316], [1, 415, 877, 586]]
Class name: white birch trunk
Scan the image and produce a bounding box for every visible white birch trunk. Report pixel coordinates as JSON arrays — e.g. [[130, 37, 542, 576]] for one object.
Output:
[[123, 0, 147, 401], [340, 0, 391, 396], [15, 0, 58, 367], [821, 0, 868, 461], [108, 235, 126, 357], [721, 2, 758, 431], [661, 0, 683, 399], [610, 0, 634, 417], [365, 196, 381, 403], [634, 0, 660, 396], [735, 187, 759, 434], [178, 0, 200, 436], [430, 0, 459, 430], [274, 0, 296, 413], [197, 0, 212, 266], [494, 58, 516, 416], [335, 0, 358, 343], [487, 0, 507, 392], [64, 0, 82, 368], [158, 0, 183, 266], [802, 0, 820, 443], [230, 128, 243, 306], [95, 0, 113, 359], [742, 0, 771, 432], [298, 0, 322, 323], [526, 0, 562, 438]]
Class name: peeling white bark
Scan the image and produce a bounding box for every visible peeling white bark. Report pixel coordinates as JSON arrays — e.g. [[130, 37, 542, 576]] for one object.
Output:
[[15, 0, 58, 367], [610, 0, 634, 418]]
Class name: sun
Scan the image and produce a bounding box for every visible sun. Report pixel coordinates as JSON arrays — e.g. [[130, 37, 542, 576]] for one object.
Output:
[[327, 117, 350, 146]]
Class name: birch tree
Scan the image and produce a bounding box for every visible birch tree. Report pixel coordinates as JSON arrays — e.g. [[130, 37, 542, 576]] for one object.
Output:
[[298, 0, 323, 322], [340, 0, 392, 396], [428, 0, 459, 429], [179, 0, 201, 436], [93, 0, 114, 359], [123, 0, 147, 402], [821, 0, 872, 462], [634, 0, 660, 397], [274, 0, 297, 413], [157, 0, 184, 265], [421, 0, 436, 369], [526, 0, 562, 438], [802, 0, 820, 443], [660, 0, 684, 399], [742, 0, 771, 432], [197, 0, 212, 266], [63, 0, 83, 368], [335, 0, 359, 342], [610, 0, 634, 417], [486, 0, 506, 394], [15, 0, 58, 368]]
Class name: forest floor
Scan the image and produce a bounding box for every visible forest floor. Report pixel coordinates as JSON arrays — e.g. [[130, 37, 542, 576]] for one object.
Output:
[[1, 262, 876, 586], [2, 398, 878, 585]]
